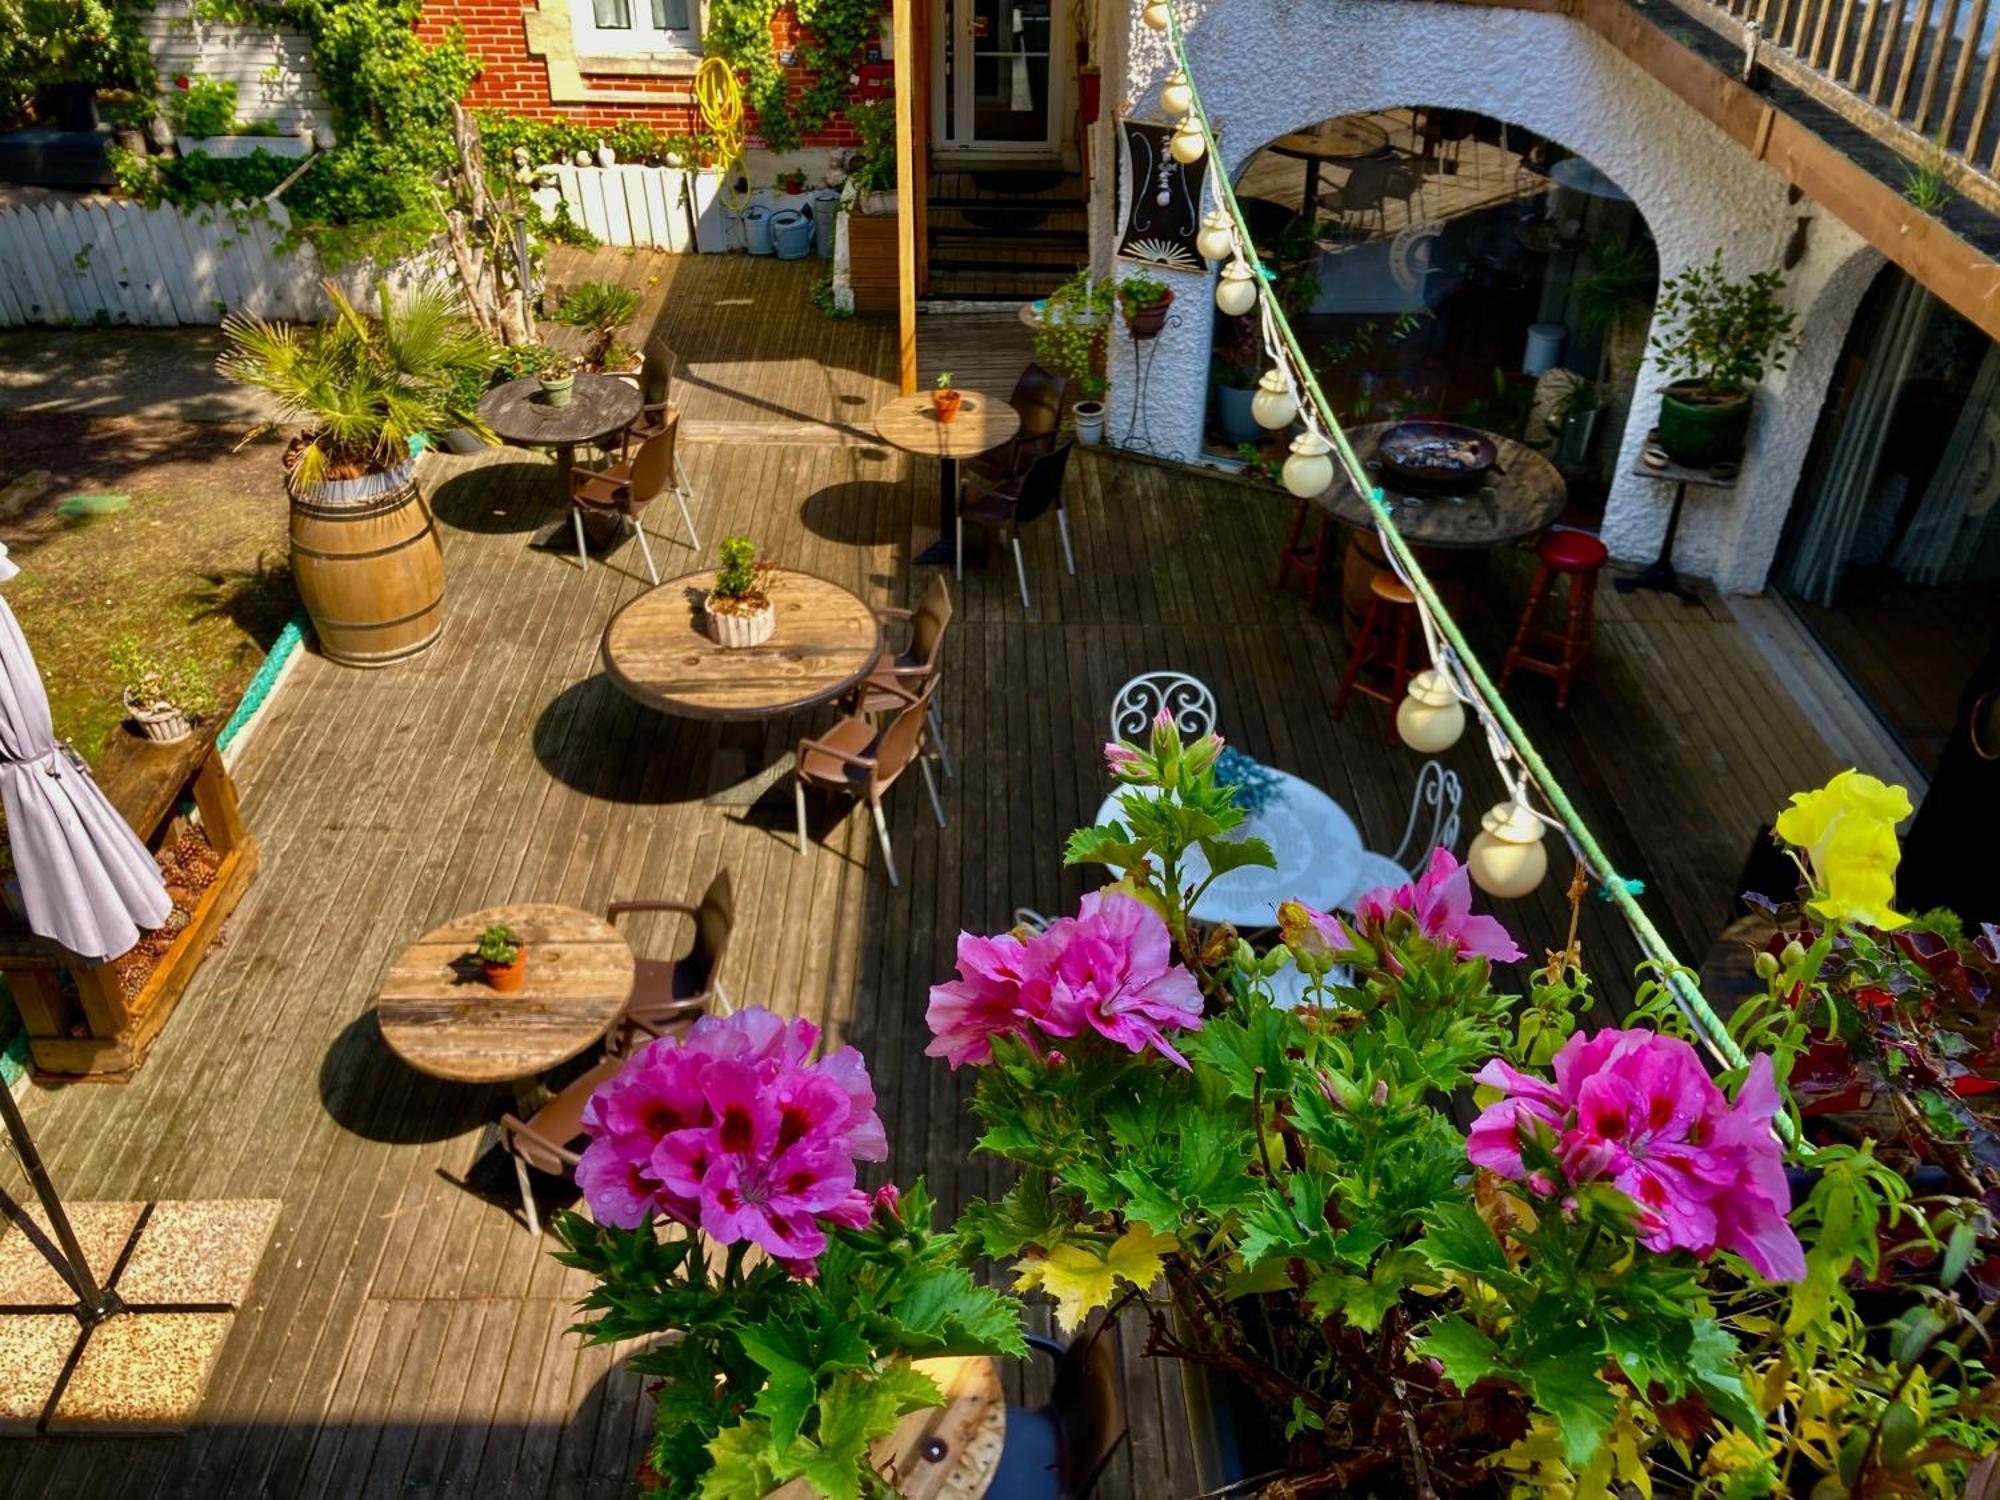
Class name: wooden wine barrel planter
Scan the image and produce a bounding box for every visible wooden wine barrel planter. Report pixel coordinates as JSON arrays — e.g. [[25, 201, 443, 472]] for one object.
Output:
[[1338, 528, 1487, 646], [289, 458, 445, 667]]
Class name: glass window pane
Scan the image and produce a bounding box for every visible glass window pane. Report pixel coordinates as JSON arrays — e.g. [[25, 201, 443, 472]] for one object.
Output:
[[972, 0, 1051, 55], [972, 55, 1048, 140], [651, 0, 691, 29], [593, 0, 633, 27]]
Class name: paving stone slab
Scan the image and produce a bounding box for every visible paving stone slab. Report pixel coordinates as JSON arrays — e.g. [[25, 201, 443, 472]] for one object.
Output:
[[114, 1199, 281, 1306], [0, 1202, 144, 1308], [46, 1311, 234, 1434]]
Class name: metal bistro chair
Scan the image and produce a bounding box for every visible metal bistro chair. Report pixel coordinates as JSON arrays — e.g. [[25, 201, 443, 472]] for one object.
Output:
[[620, 336, 676, 457], [969, 361, 1070, 483], [607, 867, 733, 1054], [568, 418, 697, 584], [853, 573, 956, 778], [989, 1317, 1128, 1499], [498, 1053, 626, 1238], [794, 678, 946, 888], [1108, 671, 1218, 742], [1342, 759, 1463, 907], [958, 442, 1076, 609]]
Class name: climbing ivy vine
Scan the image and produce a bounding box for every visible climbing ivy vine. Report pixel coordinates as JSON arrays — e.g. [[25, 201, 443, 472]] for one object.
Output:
[[703, 0, 880, 155]]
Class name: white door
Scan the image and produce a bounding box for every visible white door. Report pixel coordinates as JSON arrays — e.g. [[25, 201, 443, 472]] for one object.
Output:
[[932, 0, 1067, 156]]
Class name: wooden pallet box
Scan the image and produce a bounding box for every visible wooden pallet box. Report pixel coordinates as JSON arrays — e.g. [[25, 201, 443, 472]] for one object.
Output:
[[0, 726, 257, 1079], [847, 209, 900, 316]]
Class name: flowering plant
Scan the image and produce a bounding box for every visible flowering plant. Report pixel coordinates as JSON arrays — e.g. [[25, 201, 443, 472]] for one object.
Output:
[[553, 1009, 1024, 1500], [930, 720, 2000, 1496]]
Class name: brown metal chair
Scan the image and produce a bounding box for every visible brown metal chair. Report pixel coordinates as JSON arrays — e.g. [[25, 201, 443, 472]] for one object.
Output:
[[958, 441, 1076, 608], [970, 362, 1069, 482], [498, 1053, 626, 1238], [620, 336, 676, 455], [853, 574, 955, 778], [990, 1316, 1128, 1499], [607, 868, 733, 1054], [794, 679, 946, 888], [569, 415, 697, 583]]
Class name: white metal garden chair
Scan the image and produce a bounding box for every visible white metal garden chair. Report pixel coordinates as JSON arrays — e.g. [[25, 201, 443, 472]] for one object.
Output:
[[1108, 672, 1219, 743], [1341, 760, 1463, 908]]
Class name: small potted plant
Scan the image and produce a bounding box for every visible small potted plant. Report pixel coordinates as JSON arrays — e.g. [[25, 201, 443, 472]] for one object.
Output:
[[1117, 272, 1174, 339], [539, 355, 575, 408], [1649, 249, 1801, 467], [108, 637, 216, 744], [932, 369, 962, 424], [781, 168, 807, 195], [704, 535, 776, 648], [476, 922, 528, 991]]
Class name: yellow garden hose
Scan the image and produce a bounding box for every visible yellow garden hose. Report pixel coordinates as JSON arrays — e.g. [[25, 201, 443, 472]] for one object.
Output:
[[695, 57, 748, 213]]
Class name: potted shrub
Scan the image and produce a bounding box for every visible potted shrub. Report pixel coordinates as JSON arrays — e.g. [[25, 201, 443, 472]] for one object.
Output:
[[704, 535, 775, 648], [166, 74, 308, 160], [219, 280, 498, 667], [1117, 272, 1174, 339], [1650, 249, 1801, 466], [551, 281, 641, 378], [1031, 268, 1112, 441], [781, 168, 807, 195], [476, 922, 527, 992], [539, 355, 576, 408], [108, 636, 215, 744], [931, 369, 962, 424]]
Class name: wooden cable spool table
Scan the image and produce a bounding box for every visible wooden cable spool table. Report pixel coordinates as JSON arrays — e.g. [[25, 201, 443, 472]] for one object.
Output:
[[377, 902, 634, 1108], [478, 374, 643, 501], [873, 391, 1019, 566], [1315, 421, 1567, 644], [600, 566, 884, 804], [770, 1356, 1006, 1500]]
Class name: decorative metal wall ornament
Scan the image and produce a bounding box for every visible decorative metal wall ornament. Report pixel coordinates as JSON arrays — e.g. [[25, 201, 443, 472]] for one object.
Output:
[[1117, 120, 1208, 272]]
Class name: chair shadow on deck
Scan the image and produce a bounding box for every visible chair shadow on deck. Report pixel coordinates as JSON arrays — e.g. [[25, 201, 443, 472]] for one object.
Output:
[[798, 478, 907, 547], [427, 461, 567, 536], [318, 1010, 504, 1146]]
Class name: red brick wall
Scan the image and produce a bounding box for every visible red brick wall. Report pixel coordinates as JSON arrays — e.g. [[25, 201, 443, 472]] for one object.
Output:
[[419, 0, 869, 147]]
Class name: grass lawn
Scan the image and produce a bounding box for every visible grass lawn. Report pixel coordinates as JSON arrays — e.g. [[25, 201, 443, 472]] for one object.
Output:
[[0, 411, 297, 762]]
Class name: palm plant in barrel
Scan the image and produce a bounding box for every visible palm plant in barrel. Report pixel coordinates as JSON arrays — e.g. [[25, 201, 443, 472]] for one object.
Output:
[[1649, 249, 1801, 467], [219, 280, 497, 667]]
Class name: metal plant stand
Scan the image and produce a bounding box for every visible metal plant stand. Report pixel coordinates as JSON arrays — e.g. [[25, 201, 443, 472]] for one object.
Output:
[[1618, 443, 1737, 606], [1119, 312, 1185, 459]]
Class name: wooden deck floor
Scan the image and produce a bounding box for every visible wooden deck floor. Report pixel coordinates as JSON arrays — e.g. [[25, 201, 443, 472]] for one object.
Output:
[[1, 248, 1870, 1499]]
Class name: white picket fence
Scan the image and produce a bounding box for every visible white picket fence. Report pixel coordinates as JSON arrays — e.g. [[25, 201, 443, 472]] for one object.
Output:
[[537, 163, 731, 252], [0, 195, 432, 328]]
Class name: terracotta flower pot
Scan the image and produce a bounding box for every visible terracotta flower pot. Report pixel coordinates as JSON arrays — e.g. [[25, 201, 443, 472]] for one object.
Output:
[[933, 388, 963, 424], [483, 951, 528, 992], [1124, 288, 1174, 340], [706, 599, 776, 648]]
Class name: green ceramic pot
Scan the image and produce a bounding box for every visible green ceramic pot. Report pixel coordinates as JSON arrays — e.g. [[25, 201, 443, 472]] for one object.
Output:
[[1657, 381, 1750, 467], [539, 372, 575, 408]]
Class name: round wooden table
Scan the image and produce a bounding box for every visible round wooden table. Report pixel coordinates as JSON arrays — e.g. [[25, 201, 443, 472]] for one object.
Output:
[[377, 902, 634, 1105], [1316, 420, 1566, 642], [1267, 118, 1395, 218], [478, 374, 642, 496], [873, 391, 1020, 566], [770, 1356, 1006, 1500], [601, 567, 883, 721]]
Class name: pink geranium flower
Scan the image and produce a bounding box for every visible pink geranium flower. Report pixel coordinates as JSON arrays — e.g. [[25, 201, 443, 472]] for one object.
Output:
[[1355, 847, 1523, 963], [575, 1008, 890, 1269], [1467, 1027, 1804, 1282], [926, 892, 1203, 1068]]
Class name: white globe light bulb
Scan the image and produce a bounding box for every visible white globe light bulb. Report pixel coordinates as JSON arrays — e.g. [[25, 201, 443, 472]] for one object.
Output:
[[1195, 209, 1234, 264], [1467, 800, 1549, 899], [1281, 430, 1334, 499], [1161, 70, 1193, 118], [1169, 118, 1206, 165], [1142, 0, 1171, 31], [1250, 368, 1297, 430], [1215, 260, 1258, 316], [1394, 670, 1467, 753]]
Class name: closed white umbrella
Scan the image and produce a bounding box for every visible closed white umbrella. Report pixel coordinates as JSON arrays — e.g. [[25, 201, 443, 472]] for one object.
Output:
[[0, 551, 171, 963]]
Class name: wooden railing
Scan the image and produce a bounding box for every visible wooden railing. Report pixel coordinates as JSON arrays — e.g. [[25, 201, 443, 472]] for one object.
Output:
[[1676, 0, 2000, 208]]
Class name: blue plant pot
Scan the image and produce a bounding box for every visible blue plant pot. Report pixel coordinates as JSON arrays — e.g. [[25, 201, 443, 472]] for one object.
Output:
[[1215, 383, 1263, 445]]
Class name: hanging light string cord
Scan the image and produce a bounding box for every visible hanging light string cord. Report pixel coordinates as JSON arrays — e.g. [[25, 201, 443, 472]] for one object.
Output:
[[1162, 7, 1757, 1086]]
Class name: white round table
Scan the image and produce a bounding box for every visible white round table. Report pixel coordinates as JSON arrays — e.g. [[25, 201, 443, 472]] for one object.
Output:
[[1091, 770, 1363, 929]]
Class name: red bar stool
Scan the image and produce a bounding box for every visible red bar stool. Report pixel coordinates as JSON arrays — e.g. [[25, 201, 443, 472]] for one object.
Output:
[[1332, 571, 1417, 739], [1276, 497, 1333, 610], [1500, 529, 1608, 710]]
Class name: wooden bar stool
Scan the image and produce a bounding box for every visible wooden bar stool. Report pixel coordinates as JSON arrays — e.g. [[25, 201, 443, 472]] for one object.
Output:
[[1332, 571, 1417, 739], [1500, 529, 1609, 710], [1276, 497, 1334, 610]]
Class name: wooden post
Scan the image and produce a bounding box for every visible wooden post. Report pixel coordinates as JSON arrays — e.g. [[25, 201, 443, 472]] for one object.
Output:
[[893, 0, 920, 393], [912, 0, 931, 298]]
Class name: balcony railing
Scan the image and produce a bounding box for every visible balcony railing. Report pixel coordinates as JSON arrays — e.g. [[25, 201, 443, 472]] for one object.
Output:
[[1677, 0, 2000, 208]]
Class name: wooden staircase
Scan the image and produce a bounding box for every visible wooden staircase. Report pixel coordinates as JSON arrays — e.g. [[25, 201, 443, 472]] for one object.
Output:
[[925, 167, 1088, 301]]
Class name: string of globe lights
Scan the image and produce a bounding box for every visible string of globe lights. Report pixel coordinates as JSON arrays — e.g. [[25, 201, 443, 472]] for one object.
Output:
[[1139, 0, 1757, 1082]]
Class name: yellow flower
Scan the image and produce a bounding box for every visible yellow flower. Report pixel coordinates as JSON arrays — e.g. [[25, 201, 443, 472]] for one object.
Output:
[[1773, 770, 1913, 931]]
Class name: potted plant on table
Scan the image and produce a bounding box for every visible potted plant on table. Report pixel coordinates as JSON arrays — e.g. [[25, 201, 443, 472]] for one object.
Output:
[[931, 369, 962, 424], [108, 636, 215, 744], [476, 922, 528, 991], [1117, 272, 1175, 339], [551, 280, 642, 379], [218, 280, 498, 667], [704, 535, 775, 648], [1649, 248, 1801, 468], [538, 354, 576, 407]]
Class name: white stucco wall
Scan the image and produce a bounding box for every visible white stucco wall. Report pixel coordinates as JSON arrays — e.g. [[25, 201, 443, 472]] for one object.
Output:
[[1107, 0, 1884, 592]]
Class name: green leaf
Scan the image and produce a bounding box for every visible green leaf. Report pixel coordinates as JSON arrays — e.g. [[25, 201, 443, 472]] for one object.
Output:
[[1182, 1002, 1295, 1100], [1197, 834, 1278, 876], [779, 1365, 941, 1500], [1519, 1349, 1617, 1468], [881, 1266, 1027, 1358], [701, 1418, 778, 1500], [1304, 1270, 1400, 1333], [1412, 1314, 1503, 1395], [1417, 1200, 1514, 1282], [1063, 822, 1152, 871], [1687, 1318, 1762, 1436]]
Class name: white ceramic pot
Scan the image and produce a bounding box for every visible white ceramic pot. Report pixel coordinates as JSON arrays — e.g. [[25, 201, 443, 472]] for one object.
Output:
[[124, 689, 193, 744], [705, 600, 776, 648], [1073, 400, 1106, 447]]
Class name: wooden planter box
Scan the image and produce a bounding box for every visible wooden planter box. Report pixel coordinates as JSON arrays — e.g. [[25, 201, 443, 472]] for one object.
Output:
[[848, 210, 899, 316], [0, 727, 257, 1079]]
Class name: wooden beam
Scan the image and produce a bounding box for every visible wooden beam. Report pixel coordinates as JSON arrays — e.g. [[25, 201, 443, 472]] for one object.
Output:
[[893, 0, 920, 393], [912, 0, 931, 297]]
